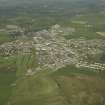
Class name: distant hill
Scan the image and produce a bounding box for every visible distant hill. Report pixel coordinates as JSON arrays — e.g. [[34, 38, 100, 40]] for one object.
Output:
[[0, 0, 104, 18], [0, 0, 101, 7]]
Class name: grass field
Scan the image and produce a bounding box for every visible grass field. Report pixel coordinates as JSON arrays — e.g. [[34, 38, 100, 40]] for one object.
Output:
[[0, 56, 16, 105], [8, 65, 105, 105], [0, 70, 16, 105], [63, 13, 105, 39], [0, 32, 13, 44], [51, 66, 105, 105]]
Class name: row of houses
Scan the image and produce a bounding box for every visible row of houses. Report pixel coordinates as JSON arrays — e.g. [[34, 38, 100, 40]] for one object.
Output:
[[76, 61, 105, 71]]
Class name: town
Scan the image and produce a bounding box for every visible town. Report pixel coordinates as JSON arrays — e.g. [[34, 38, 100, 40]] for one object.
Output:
[[0, 24, 105, 76]]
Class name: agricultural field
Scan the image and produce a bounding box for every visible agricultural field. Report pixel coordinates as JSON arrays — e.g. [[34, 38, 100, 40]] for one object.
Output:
[[0, 70, 16, 105], [8, 65, 105, 105], [64, 13, 105, 39], [0, 56, 16, 105], [0, 32, 13, 44]]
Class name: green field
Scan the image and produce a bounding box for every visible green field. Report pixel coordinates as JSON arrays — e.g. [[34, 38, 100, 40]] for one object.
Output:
[[0, 32, 13, 44], [0, 70, 16, 105], [0, 56, 16, 105], [7, 65, 105, 105]]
